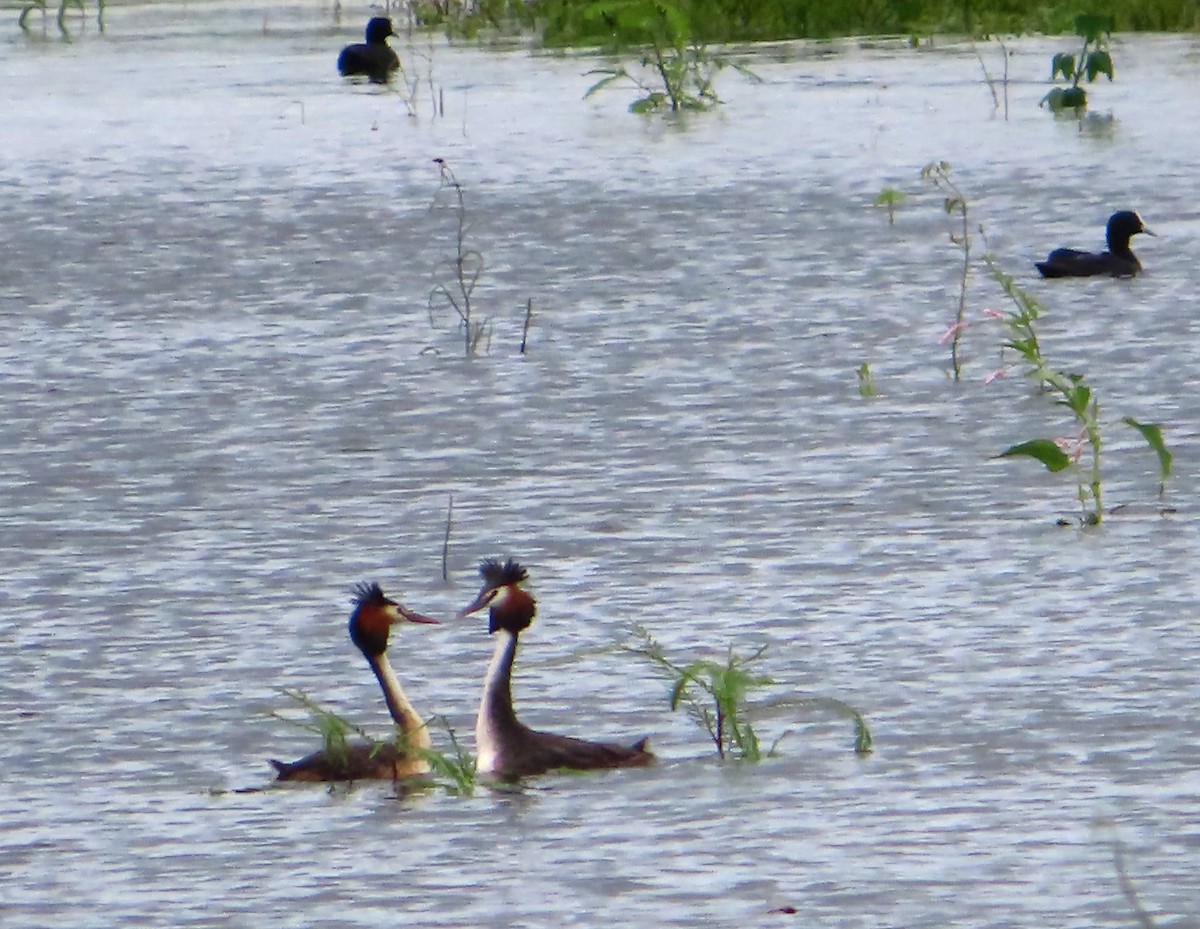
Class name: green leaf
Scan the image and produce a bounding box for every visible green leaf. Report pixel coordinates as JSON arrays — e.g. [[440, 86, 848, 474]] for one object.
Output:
[[584, 69, 628, 98], [1051, 52, 1076, 81], [1086, 50, 1114, 82], [1042, 86, 1087, 110], [998, 439, 1073, 472], [1122, 418, 1173, 481], [1065, 382, 1091, 414], [1074, 13, 1113, 42]]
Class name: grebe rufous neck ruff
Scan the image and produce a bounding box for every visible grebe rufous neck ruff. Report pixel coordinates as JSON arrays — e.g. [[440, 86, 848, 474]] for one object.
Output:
[[1035, 210, 1155, 278], [271, 582, 438, 783], [459, 558, 654, 781], [336, 17, 400, 84]]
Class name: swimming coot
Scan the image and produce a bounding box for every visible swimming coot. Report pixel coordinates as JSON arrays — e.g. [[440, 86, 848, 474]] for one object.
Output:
[[1035, 210, 1155, 278], [337, 17, 399, 84]]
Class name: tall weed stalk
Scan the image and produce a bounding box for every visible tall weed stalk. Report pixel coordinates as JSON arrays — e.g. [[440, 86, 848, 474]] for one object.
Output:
[[428, 158, 491, 357], [985, 258, 1172, 524]]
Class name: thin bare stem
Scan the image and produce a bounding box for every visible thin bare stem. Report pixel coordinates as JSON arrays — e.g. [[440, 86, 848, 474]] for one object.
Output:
[[441, 494, 453, 582]]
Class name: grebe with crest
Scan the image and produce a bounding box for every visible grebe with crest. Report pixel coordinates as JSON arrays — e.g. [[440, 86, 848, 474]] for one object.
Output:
[[271, 582, 438, 782], [459, 558, 654, 781]]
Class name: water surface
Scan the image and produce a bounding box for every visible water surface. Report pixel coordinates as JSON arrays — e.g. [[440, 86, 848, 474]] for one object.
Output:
[[2, 7, 1199, 928]]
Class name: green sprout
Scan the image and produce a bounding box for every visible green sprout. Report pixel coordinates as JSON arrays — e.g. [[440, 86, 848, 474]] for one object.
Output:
[[874, 187, 908, 225]]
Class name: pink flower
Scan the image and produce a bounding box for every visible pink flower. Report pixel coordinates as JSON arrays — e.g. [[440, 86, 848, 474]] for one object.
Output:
[[983, 368, 1008, 385], [1054, 429, 1087, 464], [939, 320, 970, 344], [982, 309, 1005, 320]]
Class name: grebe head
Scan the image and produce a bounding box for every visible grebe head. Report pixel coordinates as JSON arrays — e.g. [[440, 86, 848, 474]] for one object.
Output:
[[348, 582, 439, 657], [457, 558, 536, 635]]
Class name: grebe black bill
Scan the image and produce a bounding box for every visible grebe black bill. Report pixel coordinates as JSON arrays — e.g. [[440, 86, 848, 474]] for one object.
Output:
[[272, 582, 439, 783], [459, 558, 654, 781], [1035, 210, 1155, 278]]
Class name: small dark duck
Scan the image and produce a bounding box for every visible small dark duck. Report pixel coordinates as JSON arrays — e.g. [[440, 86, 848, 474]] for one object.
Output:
[[1035, 211, 1155, 278], [337, 17, 399, 84]]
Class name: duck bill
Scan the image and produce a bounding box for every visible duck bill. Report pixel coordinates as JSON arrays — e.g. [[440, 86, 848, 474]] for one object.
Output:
[[398, 606, 440, 625], [1143, 226, 1158, 236]]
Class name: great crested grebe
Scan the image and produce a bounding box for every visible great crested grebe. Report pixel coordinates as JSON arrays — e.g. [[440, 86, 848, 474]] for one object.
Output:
[[271, 582, 438, 782], [459, 558, 654, 781], [336, 17, 400, 84], [1036, 210, 1155, 278]]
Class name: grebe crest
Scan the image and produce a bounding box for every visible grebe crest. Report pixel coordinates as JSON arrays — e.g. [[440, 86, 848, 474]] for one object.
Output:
[[460, 558, 536, 634]]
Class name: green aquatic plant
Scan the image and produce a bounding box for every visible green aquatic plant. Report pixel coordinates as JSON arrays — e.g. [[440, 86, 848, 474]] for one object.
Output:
[[582, 0, 757, 113], [19, 0, 103, 33], [857, 362, 879, 398], [272, 687, 384, 770], [1042, 14, 1115, 112], [921, 161, 973, 382], [420, 716, 478, 796], [626, 623, 871, 759], [275, 691, 479, 794], [874, 187, 908, 226], [985, 258, 1172, 525], [428, 158, 491, 357]]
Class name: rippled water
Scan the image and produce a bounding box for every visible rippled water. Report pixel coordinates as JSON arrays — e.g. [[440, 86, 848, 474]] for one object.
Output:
[[2, 5, 1199, 927]]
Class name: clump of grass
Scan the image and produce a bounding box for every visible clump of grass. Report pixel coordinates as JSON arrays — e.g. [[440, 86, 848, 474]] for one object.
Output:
[[272, 687, 386, 769], [984, 258, 1172, 525], [582, 0, 758, 113], [921, 161, 973, 381], [420, 716, 478, 796], [626, 623, 871, 759], [428, 158, 491, 357], [274, 691, 479, 793], [1042, 14, 1115, 112]]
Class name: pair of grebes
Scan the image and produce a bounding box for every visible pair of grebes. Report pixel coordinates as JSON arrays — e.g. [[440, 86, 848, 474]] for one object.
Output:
[[272, 559, 653, 784]]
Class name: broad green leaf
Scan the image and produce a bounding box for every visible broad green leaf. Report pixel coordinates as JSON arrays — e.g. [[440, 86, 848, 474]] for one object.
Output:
[[1122, 417, 1173, 481], [998, 439, 1073, 472], [1086, 50, 1114, 82], [1051, 52, 1076, 81], [1043, 86, 1087, 110], [1074, 13, 1113, 42]]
